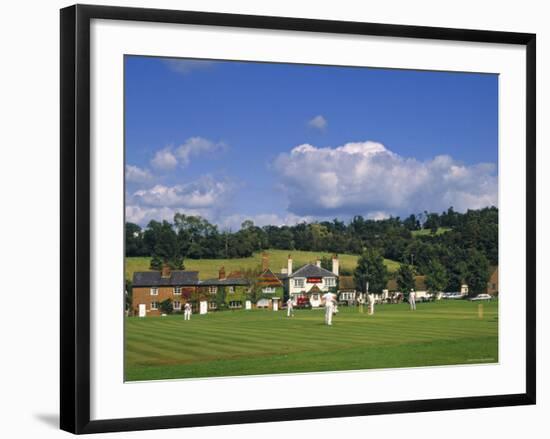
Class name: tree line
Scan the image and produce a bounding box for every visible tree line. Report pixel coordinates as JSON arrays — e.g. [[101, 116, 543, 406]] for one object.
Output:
[[352, 245, 491, 296], [127, 207, 497, 294]]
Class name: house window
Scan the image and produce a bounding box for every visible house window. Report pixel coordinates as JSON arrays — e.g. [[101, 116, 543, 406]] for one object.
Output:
[[326, 277, 336, 287], [150, 287, 159, 296], [262, 287, 276, 294], [208, 286, 217, 294], [256, 298, 269, 308], [227, 286, 235, 294], [208, 302, 217, 309], [151, 301, 159, 310], [173, 301, 181, 310], [294, 278, 304, 288], [229, 301, 242, 308], [174, 286, 182, 295], [340, 292, 355, 301]]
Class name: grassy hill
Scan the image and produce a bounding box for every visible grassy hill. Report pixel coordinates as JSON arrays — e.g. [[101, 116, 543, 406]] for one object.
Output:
[[411, 227, 452, 237], [126, 249, 400, 281]]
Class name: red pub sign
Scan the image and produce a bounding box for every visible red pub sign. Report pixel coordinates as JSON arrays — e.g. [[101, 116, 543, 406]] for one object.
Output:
[[307, 277, 323, 284]]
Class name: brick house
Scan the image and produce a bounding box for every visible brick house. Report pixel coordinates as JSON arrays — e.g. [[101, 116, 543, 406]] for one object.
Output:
[[131, 253, 343, 316], [132, 265, 199, 317], [255, 268, 285, 308], [132, 265, 250, 316], [199, 266, 251, 310]]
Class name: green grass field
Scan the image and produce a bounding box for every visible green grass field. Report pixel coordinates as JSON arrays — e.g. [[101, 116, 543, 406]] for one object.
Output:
[[411, 227, 452, 237], [125, 300, 498, 381], [126, 249, 400, 281]]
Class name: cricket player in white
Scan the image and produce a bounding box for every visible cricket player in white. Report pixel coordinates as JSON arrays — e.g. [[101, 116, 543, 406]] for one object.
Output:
[[322, 291, 336, 326], [409, 289, 416, 311], [368, 293, 375, 315], [183, 302, 192, 320], [286, 298, 294, 317]]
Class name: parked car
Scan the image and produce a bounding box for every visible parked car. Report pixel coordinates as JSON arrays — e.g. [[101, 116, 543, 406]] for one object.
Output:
[[470, 293, 492, 301], [295, 296, 311, 309], [443, 292, 464, 299]]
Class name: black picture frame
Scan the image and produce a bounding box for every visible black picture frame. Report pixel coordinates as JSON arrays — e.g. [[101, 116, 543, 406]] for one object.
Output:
[[60, 4, 536, 434]]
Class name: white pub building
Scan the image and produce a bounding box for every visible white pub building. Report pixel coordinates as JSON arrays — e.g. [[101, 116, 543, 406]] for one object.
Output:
[[287, 255, 339, 308]]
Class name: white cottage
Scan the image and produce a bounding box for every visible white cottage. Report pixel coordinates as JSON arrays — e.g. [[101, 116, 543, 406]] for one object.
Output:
[[287, 255, 339, 308]]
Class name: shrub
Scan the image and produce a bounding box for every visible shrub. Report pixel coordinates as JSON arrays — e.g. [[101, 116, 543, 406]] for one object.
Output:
[[159, 298, 173, 314]]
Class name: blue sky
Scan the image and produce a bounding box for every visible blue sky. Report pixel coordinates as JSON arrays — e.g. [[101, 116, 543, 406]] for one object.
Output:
[[125, 56, 498, 229]]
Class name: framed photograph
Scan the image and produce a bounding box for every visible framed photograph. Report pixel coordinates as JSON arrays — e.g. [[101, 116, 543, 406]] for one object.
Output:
[[60, 4, 536, 434]]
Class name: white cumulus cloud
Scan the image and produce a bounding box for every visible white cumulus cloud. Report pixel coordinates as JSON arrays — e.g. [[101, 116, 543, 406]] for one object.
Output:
[[150, 137, 225, 171], [308, 115, 328, 130], [273, 141, 497, 218], [125, 165, 152, 183], [126, 205, 181, 225], [126, 176, 234, 226], [125, 205, 220, 226], [150, 147, 178, 171], [131, 176, 232, 209], [176, 136, 226, 167]]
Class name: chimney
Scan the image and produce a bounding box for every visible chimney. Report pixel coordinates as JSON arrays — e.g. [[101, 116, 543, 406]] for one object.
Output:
[[332, 254, 339, 276], [161, 264, 171, 278], [287, 254, 293, 275], [315, 258, 321, 268], [218, 266, 226, 280], [262, 252, 269, 271]]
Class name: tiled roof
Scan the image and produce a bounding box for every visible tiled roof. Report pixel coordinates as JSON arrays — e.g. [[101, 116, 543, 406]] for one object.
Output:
[[200, 278, 250, 286], [257, 269, 284, 287], [289, 264, 336, 278], [132, 271, 199, 287]]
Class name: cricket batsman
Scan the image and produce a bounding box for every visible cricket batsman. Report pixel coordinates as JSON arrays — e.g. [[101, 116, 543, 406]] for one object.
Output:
[[183, 302, 192, 320]]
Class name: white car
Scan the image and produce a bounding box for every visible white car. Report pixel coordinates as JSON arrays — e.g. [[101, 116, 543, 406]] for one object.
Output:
[[441, 292, 463, 299], [470, 294, 492, 301]]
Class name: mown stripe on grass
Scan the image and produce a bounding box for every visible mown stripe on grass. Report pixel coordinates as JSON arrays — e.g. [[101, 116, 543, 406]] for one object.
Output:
[[125, 301, 499, 380]]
